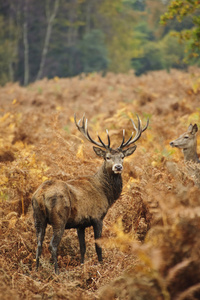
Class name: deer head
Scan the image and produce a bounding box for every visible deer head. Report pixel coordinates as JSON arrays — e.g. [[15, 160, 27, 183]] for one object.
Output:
[[74, 114, 149, 174], [170, 124, 199, 162], [170, 124, 198, 150]]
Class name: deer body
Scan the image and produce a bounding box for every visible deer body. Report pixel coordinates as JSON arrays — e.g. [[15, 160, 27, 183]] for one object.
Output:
[[170, 124, 200, 163], [32, 115, 148, 274]]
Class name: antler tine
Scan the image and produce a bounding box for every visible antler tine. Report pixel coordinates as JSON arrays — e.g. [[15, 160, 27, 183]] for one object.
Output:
[[98, 129, 111, 149], [118, 115, 140, 149], [118, 129, 125, 149], [106, 130, 111, 148], [74, 114, 110, 149], [142, 117, 149, 133], [118, 114, 149, 149], [98, 134, 107, 148], [118, 129, 131, 149]]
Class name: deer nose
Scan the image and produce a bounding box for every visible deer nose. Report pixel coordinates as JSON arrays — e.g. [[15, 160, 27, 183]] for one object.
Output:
[[113, 164, 123, 173], [170, 141, 175, 147]]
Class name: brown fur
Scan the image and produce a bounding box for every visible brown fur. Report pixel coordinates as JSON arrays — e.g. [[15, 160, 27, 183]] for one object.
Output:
[[32, 115, 148, 274], [33, 175, 110, 228], [32, 150, 129, 274]]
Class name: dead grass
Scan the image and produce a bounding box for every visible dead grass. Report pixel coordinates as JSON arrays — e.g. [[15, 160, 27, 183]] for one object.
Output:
[[1, 68, 200, 299]]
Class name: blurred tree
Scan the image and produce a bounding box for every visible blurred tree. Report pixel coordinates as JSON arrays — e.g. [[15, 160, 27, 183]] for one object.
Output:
[[0, 15, 19, 85], [79, 29, 108, 73], [99, 0, 142, 72], [161, 0, 200, 60], [48, 0, 140, 76], [23, 0, 29, 86], [131, 0, 199, 75], [132, 41, 163, 75], [159, 31, 187, 71], [146, 0, 167, 39], [36, 0, 60, 81], [0, 0, 200, 84]]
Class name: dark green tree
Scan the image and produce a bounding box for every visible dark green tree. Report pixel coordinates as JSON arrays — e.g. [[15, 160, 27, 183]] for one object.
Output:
[[79, 29, 108, 73], [0, 15, 19, 85]]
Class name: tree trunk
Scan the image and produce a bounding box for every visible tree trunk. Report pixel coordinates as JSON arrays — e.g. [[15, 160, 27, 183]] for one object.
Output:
[[36, 0, 59, 81], [23, 0, 29, 86], [8, 1, 20, 83], [8, 14, 14, 82]]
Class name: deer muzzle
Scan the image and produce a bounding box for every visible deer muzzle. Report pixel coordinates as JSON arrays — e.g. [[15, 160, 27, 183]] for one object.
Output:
[[170, 141, 176, 147], [112, 164, 123, 174]]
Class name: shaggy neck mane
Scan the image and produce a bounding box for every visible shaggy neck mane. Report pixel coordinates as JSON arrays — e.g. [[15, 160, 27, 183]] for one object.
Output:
[[95, 163, 123, 206]]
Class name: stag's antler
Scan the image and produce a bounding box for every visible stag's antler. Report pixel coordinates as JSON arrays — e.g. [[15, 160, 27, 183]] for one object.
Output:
[[118, 115, 149, 149], [74, 114, 111, 149], [75, 114, 149, 150]]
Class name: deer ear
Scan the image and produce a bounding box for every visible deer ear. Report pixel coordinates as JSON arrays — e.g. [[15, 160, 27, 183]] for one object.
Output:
[[188, 124, 193, 133], [122, 145, 137, 157], [192, 124, 198, 134], [188, 124, 198, 134], [93, 146, 106, 158]]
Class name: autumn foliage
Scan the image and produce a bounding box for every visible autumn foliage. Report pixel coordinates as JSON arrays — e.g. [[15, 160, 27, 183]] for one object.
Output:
[[1, 69, 200, 299]]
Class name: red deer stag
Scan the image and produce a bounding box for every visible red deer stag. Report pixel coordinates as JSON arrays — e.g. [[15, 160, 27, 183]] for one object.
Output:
[[32, 114, 149, 274], [170, 124, 200, 163]]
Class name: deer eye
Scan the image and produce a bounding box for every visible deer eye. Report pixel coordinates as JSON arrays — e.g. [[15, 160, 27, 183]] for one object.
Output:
[[106, 156, 111, 160], [184, 136, 189, 139]]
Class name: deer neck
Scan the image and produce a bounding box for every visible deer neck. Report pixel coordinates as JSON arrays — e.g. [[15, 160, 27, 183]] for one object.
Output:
[[183, 143, 200, 163], [95, 163, 123, 206]]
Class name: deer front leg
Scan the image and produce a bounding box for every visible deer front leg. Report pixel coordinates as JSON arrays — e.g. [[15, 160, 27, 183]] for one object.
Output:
[[77, 227, 86, 264], [93, 220, 103, 262]]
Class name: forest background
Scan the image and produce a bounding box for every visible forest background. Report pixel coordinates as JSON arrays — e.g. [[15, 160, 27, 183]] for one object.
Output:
[[0, 0, 200, 86]]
